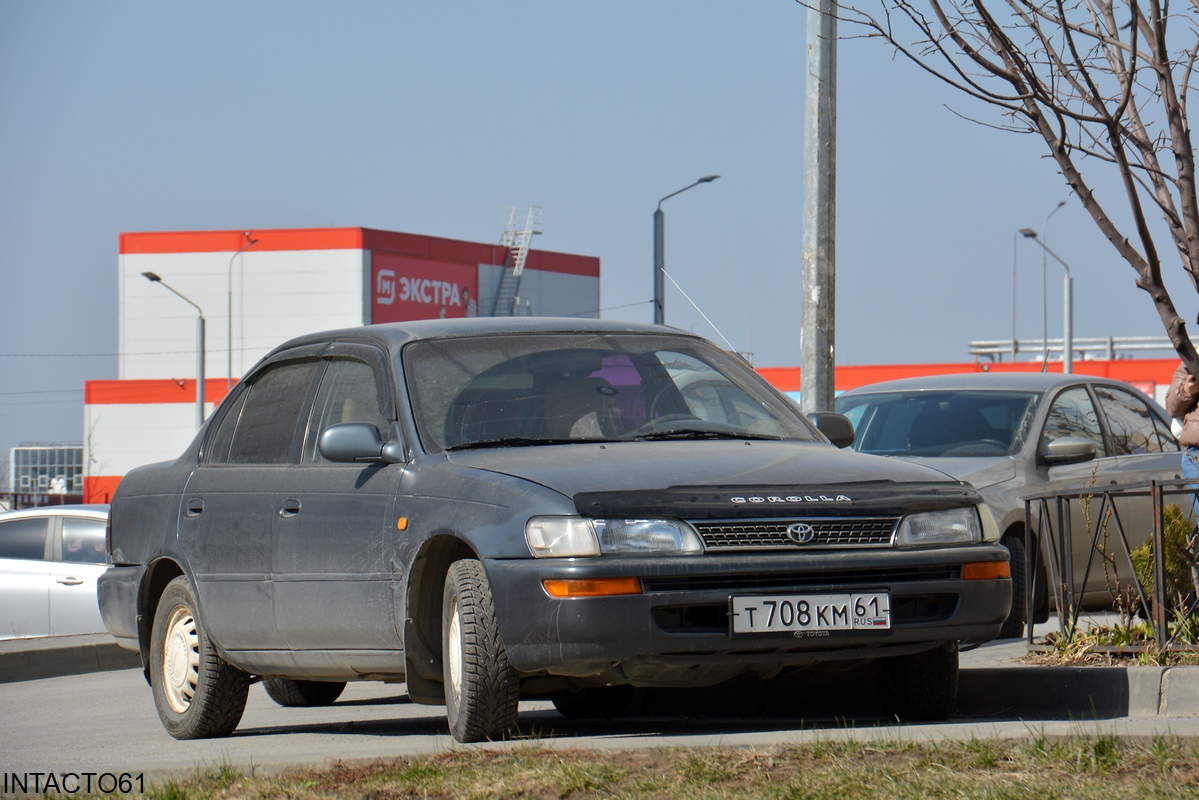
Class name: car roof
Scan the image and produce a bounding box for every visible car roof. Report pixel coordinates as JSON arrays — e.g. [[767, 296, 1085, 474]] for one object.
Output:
[[838, 371, 1149, 396], [264, 317, 689, 359], [0, 504, 110, 520]]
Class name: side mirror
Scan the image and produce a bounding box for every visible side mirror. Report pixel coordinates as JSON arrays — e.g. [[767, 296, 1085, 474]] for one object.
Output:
[[1042, 435, 1097, 465], [319, 422, 405, 464], [807, 411, 855, 449]]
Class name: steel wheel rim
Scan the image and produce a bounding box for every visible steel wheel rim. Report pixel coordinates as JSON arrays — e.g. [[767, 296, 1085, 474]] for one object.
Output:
[[447, 597, 462, 705], [162, 604, 200, 714]]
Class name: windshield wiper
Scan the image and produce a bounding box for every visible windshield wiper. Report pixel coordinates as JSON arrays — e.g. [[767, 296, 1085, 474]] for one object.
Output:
[[627, 428, 784, 442], [446, 437, 615, 451]]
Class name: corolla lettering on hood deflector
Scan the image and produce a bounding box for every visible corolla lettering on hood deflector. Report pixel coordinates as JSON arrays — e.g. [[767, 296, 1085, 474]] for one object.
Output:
[[731, 494, 853, 504]]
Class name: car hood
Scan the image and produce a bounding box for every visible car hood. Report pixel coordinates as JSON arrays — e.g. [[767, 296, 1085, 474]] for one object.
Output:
[[887, 455, 1018, 491], [445, 440, 981, 518]]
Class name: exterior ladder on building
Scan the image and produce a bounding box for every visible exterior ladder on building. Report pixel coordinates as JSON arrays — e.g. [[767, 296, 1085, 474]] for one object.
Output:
[[490, 206, 543, 316]]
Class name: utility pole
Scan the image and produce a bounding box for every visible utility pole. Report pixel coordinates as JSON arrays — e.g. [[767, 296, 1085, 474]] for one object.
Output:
[[801, 0, 837, 414]]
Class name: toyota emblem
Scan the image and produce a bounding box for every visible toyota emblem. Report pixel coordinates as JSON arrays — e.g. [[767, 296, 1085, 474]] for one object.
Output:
[[786, 523, 817, 545]]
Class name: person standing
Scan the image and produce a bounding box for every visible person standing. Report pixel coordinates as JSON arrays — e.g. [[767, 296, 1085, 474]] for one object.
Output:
[[1166, 362, 1199, 505]]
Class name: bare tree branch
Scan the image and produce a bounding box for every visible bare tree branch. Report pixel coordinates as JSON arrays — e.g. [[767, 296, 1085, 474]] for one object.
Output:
[[811, 0, 1199, 373]]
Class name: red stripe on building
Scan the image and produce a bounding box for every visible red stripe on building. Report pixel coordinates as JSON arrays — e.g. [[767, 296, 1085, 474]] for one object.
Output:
[[120, 228, 367, 255], [84, 476, 121, 504], [756, 358, 1181, 394], [86, 379, 233, 405], [120, 227, 601, 278]]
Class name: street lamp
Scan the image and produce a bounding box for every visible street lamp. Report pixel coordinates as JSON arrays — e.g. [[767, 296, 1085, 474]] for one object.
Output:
[[653, 175, 719, 325], [1040, 201, 1066, 368], [227, 232, 259, 389], [142, 271, 207, 429], [1019, 228, 1074, 374]]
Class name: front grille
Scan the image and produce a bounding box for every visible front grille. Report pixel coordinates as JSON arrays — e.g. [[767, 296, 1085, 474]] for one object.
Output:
[[642, 565, 961, 594], [693, 517, 899, 551]]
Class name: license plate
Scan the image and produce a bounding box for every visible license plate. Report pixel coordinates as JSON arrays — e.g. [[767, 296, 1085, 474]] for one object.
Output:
[[730, 592, 891, 634]]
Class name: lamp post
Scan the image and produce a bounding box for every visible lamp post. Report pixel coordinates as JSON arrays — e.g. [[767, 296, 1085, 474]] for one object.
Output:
[[227, 233, 259, 389], [653, 175, 719, 325], [1039, 201, 1066, 367], [143, 271, 207, 429], [1019, 228, 1074, 374], [1011, 230, 1019, 362]]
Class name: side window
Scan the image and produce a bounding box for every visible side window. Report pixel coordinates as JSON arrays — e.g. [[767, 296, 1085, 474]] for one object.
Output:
[[204, 388, 249, 464], [1042, 386, 1106, 457], [1094, 385, 1170, 455], [61, 518, 107, 564], [0, 517, 49, 561], [1151, 409, 1181, 452], [303, 357, 391, 464], [226, 360, 321, 465]]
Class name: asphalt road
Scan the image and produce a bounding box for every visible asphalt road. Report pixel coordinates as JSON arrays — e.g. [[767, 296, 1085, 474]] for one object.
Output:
[[5, 655, 1199, 787]]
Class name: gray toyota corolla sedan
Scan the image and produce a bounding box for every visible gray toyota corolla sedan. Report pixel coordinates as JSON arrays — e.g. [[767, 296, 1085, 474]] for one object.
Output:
[[99, 318, 1010, 743], [836, 372, 1182, 639]]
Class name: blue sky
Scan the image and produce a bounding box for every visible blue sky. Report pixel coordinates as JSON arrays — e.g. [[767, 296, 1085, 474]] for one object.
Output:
[[0, 1, 1185, 461]]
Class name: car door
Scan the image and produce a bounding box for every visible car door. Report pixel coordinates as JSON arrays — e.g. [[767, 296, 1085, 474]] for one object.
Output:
[[271, 345, 405, 652], [1036, 384, 1127, 606], [49, 514, 108, 635], [0, 514, 52, 638], [1091, 382, 1184, 568], [180, 351, 322, 652]]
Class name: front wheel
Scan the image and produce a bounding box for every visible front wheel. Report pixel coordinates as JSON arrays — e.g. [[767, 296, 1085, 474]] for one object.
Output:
[[442, 559, 519, 743], [880, 641, 958, 722], [150, 576, 250, 739], [262, 677, 347, 707], [998, 534, 1026, 639]]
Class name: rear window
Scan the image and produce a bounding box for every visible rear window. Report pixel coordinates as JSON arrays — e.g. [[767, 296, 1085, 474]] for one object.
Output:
[[0, 517, 49, 561]]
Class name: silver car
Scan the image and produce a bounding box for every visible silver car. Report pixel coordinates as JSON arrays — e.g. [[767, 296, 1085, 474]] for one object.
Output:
[[0, 504, 110, 639], [836, 373, 1182, 637]]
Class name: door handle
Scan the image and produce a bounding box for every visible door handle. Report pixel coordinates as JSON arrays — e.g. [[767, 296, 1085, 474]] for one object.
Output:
[[186, 499, 204, 517], [279, 498, 302, 518], [57, 577, 84, 586]]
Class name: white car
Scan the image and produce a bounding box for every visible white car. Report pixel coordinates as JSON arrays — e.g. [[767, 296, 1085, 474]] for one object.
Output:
[[0, 504, 109, 639]]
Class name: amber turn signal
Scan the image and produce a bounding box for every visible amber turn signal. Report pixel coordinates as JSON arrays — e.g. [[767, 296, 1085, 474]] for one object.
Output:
[[542, 577, 643, 598], [962, 561, 1011, 580]]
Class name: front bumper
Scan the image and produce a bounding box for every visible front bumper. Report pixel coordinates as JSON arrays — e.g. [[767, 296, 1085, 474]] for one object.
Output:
[[486, 544, 1010, 686]]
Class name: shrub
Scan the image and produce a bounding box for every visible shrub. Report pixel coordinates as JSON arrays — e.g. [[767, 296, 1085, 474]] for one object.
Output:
[[1130, 504, 1198, 618]]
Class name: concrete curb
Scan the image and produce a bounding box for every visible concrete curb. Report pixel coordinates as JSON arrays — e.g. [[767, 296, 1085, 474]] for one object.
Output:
[[955, 665, 1199, 720], [0, 633, 140, 684]]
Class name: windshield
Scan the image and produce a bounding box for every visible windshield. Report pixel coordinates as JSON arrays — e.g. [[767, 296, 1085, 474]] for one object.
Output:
[[835, 389, 1040, 457], [402, 332, 823, 452]]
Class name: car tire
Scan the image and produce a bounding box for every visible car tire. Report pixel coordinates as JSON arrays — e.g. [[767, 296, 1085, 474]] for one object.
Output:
[[442, 559, 519, 743], [999, 534, 1026, 639], [881, 641, 958, 722], [550, 685, 636, 720], [262, 677, 347, 707], [150, 576, 250, 739]]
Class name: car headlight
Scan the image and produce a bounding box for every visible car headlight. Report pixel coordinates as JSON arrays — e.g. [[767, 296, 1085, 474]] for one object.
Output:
[[525, 516, 704, 557], [893, 507, 982, 548]]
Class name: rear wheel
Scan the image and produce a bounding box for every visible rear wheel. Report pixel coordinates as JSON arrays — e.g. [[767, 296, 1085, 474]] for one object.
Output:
[[262, 677, 347, 707], [442, 559, 519, 743], [150, 576, 249, 739], [999, 534, 1026, 639], [881, 641, 958, 722], [550, 685, 636, 720]]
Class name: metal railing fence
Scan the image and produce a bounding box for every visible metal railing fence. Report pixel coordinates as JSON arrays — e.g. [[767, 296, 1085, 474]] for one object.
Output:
[[1023, 478, 1199, 652]]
